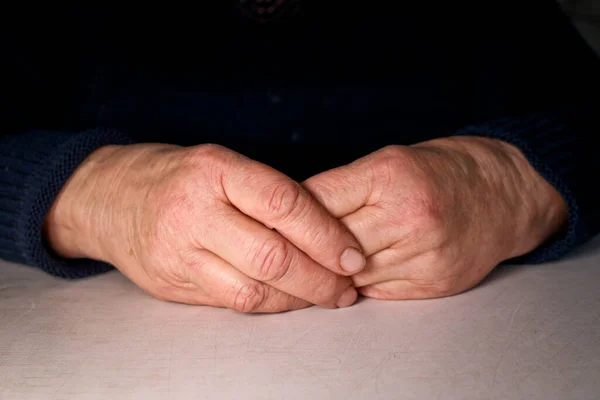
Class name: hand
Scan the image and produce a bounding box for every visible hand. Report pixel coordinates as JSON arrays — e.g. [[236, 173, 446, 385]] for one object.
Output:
[[45, 143, 366, 312], [303, 137, 567, 299]]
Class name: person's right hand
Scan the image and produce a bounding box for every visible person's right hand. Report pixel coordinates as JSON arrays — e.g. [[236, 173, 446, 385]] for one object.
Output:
[[45, 143, 366, 313]]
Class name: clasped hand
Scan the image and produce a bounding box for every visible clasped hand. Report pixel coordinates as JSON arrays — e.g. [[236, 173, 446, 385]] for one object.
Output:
[[46, 137, 566, 312]]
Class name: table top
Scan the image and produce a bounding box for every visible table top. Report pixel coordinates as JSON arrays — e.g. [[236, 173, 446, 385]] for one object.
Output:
[[2, 236, 599, 400]]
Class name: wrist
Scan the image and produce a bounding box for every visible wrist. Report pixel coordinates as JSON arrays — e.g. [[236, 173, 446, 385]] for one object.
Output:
[[492, 139, 568, 258], [45, 143, 184, 267], [423, 136, 568, 259], [44, 145, 126, 262]]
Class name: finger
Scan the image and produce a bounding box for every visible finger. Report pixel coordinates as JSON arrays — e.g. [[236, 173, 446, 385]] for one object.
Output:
[[183, 249, 312, 313], [302, 162, 371, 218], [358, 280, 433, 300], [357, 258, 483, 300], [358, 279, 466, 300], [351, 248, 417, 288], [338, 205, 415, 256], [353, 249, 468, 293], [196, 212, 358, 309], [222, 159, 366, 275]]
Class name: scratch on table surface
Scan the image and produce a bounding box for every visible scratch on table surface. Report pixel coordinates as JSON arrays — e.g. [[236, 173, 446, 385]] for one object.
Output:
[[167, 337, 174, 395], [547, 313, 600, 366], [351, 326, 379, 376], [492, 310, 600, 391], [507, 300, 524, 332], [292, 323, 327, 345], [474, 288, 509, 316], [374, 352, 394, 400], [212, 317, 217, 381], [334, 325, 362, 379], [50, 376, 69, 400], [491, 322, 527, 390], [243, 318, 257, 359], [489, 291, 552, 389], [490, 359, 502, 391], [4, 298, 37, 331]]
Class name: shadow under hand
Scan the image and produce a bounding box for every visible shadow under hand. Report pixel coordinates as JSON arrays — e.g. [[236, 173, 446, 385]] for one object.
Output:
[[473, 263, 529, 291], [560, 234, 600, 261], [475, 234, 600, 291]]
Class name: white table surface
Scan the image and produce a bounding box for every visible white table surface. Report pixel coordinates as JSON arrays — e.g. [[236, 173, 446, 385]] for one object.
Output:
[[1, 236, 599, 400]]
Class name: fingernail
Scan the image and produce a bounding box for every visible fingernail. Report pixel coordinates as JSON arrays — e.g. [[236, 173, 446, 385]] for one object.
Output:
[[336, 286, 358, 308], [340, 247, 366, 273]]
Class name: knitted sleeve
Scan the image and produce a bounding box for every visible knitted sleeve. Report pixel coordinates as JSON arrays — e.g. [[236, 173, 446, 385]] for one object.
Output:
[[455, 1, 600, 263], [0, 130, 134, 278]]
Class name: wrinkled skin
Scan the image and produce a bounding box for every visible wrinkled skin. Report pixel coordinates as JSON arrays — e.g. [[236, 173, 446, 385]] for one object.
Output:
[[304, 137, 567, 300], [46, 143, 365, 312]]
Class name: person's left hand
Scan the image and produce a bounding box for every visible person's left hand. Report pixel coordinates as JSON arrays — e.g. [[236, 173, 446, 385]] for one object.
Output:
[[303, 137, 568, 300]]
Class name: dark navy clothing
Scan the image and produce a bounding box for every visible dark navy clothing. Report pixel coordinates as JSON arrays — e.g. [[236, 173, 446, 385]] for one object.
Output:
[[1, 2, 599, 278]]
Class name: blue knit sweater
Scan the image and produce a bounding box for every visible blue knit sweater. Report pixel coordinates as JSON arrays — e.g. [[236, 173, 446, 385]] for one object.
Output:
[[1, 2, 599, 278]]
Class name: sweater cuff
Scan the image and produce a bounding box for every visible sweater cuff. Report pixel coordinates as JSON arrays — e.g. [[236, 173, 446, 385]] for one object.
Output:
[[455, 111, 595, 264], [0, 128, 135, 278]]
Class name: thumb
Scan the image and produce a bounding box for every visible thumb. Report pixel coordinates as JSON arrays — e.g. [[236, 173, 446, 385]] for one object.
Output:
[[302, 162, 371, 218]]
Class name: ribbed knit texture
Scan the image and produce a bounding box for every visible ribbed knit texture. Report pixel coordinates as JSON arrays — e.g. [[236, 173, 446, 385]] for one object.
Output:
[[0, 129, 134, 278], [1, 2, 599, 279]]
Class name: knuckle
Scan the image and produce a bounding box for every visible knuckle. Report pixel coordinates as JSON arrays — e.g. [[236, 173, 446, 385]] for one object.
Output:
[[250, 238, 293, 283], [372, 151, 399, 181], [231, 283, 265, 313], [378, 146, 408, 172], [184, 143, 228, 166], [369, 146, 407, 194], [262, 181, 305, 221], [181, 144, 230, 193], [379, 144, 405, 159]]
